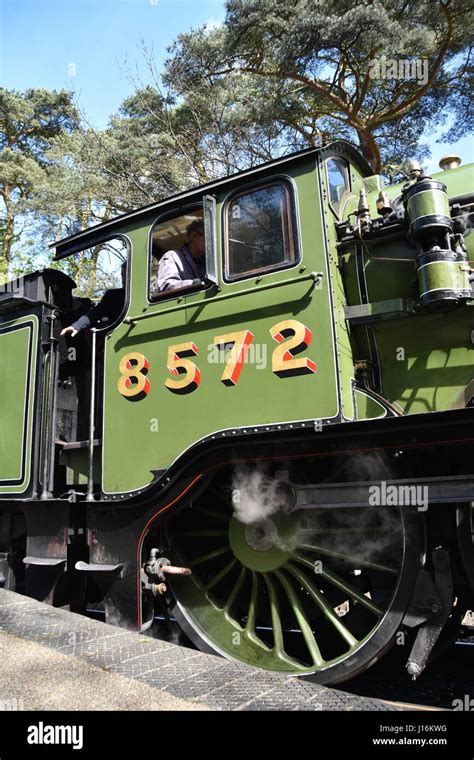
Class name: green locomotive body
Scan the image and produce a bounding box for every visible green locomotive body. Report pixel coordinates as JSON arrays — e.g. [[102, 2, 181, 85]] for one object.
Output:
[[0, 141, 472, 683]]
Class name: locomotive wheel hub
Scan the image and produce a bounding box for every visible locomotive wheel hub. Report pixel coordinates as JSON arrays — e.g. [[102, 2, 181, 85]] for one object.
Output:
[[229, 516, 295, 571]]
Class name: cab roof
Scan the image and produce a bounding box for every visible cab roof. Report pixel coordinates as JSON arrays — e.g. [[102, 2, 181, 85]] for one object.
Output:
[[51, 140, 371, 259]]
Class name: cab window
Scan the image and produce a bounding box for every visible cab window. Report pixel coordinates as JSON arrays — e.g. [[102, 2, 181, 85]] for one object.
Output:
[[149, 208, 205, 299], [67, 238, 127, 301], [224, 182, 297, 280], [56, 236, 128, 443], [326, 158, 350, 217]]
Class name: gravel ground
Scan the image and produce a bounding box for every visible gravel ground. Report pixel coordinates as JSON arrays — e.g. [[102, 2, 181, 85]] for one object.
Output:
[[0, 630, 211, 711]]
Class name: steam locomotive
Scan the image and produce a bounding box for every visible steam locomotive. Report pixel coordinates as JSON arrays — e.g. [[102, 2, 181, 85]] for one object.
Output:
[[1, 141, 473, 684]]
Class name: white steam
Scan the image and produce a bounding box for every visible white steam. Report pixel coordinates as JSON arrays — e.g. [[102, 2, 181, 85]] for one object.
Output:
[[230, 465, 287, 525]]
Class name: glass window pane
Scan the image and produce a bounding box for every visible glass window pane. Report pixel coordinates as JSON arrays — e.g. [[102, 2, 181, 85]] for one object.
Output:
[[327, 158, 349, 216], [150, 209, 206, 297], [226, 183, 295, 278], [67, 238, 128, 300]]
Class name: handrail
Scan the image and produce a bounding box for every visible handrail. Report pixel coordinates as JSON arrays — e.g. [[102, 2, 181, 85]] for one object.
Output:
[[124, 271, 323, 325], [86, 328, 97, 502], [41, 313, 60, 500]]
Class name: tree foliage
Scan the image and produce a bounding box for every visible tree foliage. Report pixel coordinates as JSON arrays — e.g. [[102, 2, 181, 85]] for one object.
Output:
[[0, 88, 78, 278], [165, 0, 473, 172], [1, 1, 471, 281]]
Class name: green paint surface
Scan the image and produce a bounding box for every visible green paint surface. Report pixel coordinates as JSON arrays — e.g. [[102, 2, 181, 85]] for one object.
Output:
[[102, 161, 340, 494], [0, 316, 37, 492], [339, 159, 473, 417], [373, 312, 474, 413]]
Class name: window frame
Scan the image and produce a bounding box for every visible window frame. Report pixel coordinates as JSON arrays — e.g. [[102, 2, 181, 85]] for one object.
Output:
[[64, 232, 131, 335], [325, 156, 351, 220], [147, 202, 214, 303], [222, 176, 301, 284]]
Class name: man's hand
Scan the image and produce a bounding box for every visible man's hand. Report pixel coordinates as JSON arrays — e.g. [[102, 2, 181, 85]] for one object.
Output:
[[61, 326, 78, 338]]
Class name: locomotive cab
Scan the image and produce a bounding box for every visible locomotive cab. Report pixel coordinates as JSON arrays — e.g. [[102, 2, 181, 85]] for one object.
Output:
[[51, 148, 351, 499]]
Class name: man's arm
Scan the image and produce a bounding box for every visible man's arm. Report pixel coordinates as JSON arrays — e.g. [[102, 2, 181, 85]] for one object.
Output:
[[155, 251, 198, 292], [61, 289, 124, 336]]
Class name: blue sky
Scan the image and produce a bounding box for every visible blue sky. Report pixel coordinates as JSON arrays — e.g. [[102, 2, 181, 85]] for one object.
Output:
[[0, 0, 226, 128], [0, 0, 472, 172]]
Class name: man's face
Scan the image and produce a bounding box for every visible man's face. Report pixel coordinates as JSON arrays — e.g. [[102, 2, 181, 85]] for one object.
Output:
[[189, 229, 205, 257]]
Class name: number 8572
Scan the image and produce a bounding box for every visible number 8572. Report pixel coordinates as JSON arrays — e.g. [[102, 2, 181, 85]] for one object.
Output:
[[117, 319, 317, 400]]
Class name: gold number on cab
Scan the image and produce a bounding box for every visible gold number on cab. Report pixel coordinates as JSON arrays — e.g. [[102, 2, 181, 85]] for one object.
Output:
[[270, 319, 317, 377], [117, 352, 151, 401], [213, 330, 254, 386], [165, 342, 201, 394]]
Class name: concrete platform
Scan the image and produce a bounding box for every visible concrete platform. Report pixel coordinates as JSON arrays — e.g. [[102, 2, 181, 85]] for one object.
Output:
[[0, 590, 396, 711]]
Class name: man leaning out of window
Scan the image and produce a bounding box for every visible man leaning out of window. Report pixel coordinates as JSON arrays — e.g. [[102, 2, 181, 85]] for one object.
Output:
[[155, 219, 206, 293]]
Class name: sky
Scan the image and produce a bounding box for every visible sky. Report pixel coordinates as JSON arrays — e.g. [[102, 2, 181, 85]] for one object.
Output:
[[0, 0, 226, 128], [0, 0, 472, 173]]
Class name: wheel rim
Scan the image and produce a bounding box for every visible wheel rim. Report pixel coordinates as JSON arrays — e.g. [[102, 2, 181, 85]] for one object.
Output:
[[165, 486, 418, 682]]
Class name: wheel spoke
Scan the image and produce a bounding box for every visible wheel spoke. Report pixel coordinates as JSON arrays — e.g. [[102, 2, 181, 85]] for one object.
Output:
[[274, 569, 325, 666], [286, 562, 359, 647], [297, 543, 398, 575], [188, 546, 230, 567], [223, 566, 246, 616], [294, 555, 383, 617], [244, 572, 270, 650], [204, 557, 237, 592], [262, 572, 285, 656], [262, 573, 301, 668], [246, 571, 258, 633]]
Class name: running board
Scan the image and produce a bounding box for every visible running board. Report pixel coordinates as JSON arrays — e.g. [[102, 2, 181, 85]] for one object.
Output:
[[23, 557, 66, 567], [75, 561, 123, 575]]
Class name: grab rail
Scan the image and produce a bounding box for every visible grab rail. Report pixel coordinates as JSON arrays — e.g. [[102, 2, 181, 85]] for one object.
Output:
[[124, 271, 323, 325]]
